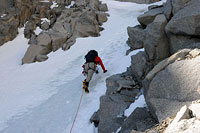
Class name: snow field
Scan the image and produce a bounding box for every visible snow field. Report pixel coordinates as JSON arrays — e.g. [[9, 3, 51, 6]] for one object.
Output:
[[0, 0, 166, 132]]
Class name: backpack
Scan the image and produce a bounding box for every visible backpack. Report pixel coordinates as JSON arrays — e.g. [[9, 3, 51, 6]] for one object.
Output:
[[85, 50, 98, 63]]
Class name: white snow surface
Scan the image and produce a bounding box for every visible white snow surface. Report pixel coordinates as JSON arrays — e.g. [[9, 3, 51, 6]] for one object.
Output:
[[35, 27, 43, 35], [51, 1, 58, 9], [0, 0, 166, 133], [0, 14, 7, 18], [66, 1, 75, 8], [124, 95, 146, 117], [41, 18, 50, 24]]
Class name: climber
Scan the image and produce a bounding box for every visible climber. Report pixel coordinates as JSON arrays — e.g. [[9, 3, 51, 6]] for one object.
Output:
[[82, 50, 107, 93]]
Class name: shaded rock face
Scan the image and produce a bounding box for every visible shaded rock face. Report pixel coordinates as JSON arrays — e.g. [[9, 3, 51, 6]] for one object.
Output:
[[138, 6, 164, 27], [127, 25, 145, 50], [94, 73, 142, 133], [144, 14, 169, 62], [165, 0, 200, 54], [144, 48, 200, 122], [131, 51, 151, 82], [121, 107, 158, 133]]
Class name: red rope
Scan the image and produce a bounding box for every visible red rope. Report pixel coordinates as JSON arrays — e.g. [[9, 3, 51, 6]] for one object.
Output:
[[70, 89, 84, 133]]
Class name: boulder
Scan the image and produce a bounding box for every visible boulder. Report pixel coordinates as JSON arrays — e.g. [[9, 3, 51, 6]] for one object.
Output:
[[37, 32, 52, 47], [165, 104, 200, 133], [137, 7, 164, 27], [0, 14, 19, 44], [145, 49, 190, 82], [99, 3, 108, 12], [120, 107, 158, 133], [53, 22, 69, 34], [163, 0, 172, 20], [0, 36, 5, 46], [167, 34, 200, 54], [90, 111, 99, 127], [24, 21, 37, 39], [49, 31, 68, 51], [98, 95, 129, 133], [148, 5, 163, 10], [171, 0, 191, 15], [28, 34, 37, 45], [165, 0, 200, 36], [131, 51, 149, 81], [96, 12, 108, 25], [62, 36, 76, 50], [115, 0, 160, 4], [40, 21, 50, 30], [106, 74, 137, 95], [147, 98, 191, 122], [144, 49, 200, 122], [144, 14, 169, 62], [0, 0, 14, 9], [75, 11, 100, 37], [35, 54, 48, 62], [106, 74, 122, 95], [22, 44, 50, 64], [189, 101, 200, 120], [127, 25, 145, 50]]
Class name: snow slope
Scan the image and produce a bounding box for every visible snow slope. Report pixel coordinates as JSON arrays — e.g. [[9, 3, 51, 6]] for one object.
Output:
[[0, 0, 165, 132]]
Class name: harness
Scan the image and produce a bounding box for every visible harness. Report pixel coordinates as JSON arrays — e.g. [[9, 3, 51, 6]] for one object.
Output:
[[83, 62, 96, 75]]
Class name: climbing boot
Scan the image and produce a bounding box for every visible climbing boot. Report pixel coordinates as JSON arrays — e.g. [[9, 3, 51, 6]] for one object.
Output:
[[84, 82, 89, 93], [85, 87, 89, 93], [83, 80, 86, 90]]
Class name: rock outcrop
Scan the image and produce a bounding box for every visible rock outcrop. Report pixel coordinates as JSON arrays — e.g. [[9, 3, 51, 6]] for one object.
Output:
[[0, 0, 41, 46], [21, 0, 108, 64], [144, 48, 200, 122], [124, 0, 200, 132], [115, 0, 160, 4], [145, 100, 200, 133], [0, 0, 108, 64], [91, 72, 143, 133]]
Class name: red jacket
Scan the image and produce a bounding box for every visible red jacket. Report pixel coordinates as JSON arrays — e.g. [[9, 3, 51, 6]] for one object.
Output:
[[95, 56, 106, 72]]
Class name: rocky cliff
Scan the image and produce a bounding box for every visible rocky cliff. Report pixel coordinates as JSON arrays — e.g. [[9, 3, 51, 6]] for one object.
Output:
[[96, 0, 200, 132], [0, 0, 108, 64]]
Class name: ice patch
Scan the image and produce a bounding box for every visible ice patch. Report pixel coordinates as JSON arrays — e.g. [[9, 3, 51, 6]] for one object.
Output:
[[65, 1, 75, 8], [51, 1, 58, 9], [124, 95, 146, 117], [35, 27, 43, 35], [41, 18, 50, 24], [0, 14, 7, 18]]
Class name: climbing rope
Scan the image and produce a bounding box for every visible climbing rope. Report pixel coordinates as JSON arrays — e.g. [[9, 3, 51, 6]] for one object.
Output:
[[70, 89, 84, 133]]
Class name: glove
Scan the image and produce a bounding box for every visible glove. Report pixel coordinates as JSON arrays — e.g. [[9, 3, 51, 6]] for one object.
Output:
[[95, 70, 99, 74], [104, 70, 107, 73]]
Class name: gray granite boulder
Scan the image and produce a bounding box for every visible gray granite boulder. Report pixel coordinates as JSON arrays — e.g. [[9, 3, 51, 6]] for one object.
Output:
[[116, 0, 160, 4], [120, 107, 158, 133], [171, 0, 191, 15], [167, 34, 200, 54], [131, 51, 149, 81], [163, 0, 172, 20], [137, 6, 164, 27], [98, 95, 129, 133], [22, 44, 50, 64], [144, 14, 169, 62], [127, 25, 145, 50], [144, 49, 200, 122], [166, 0, 200, 36]]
